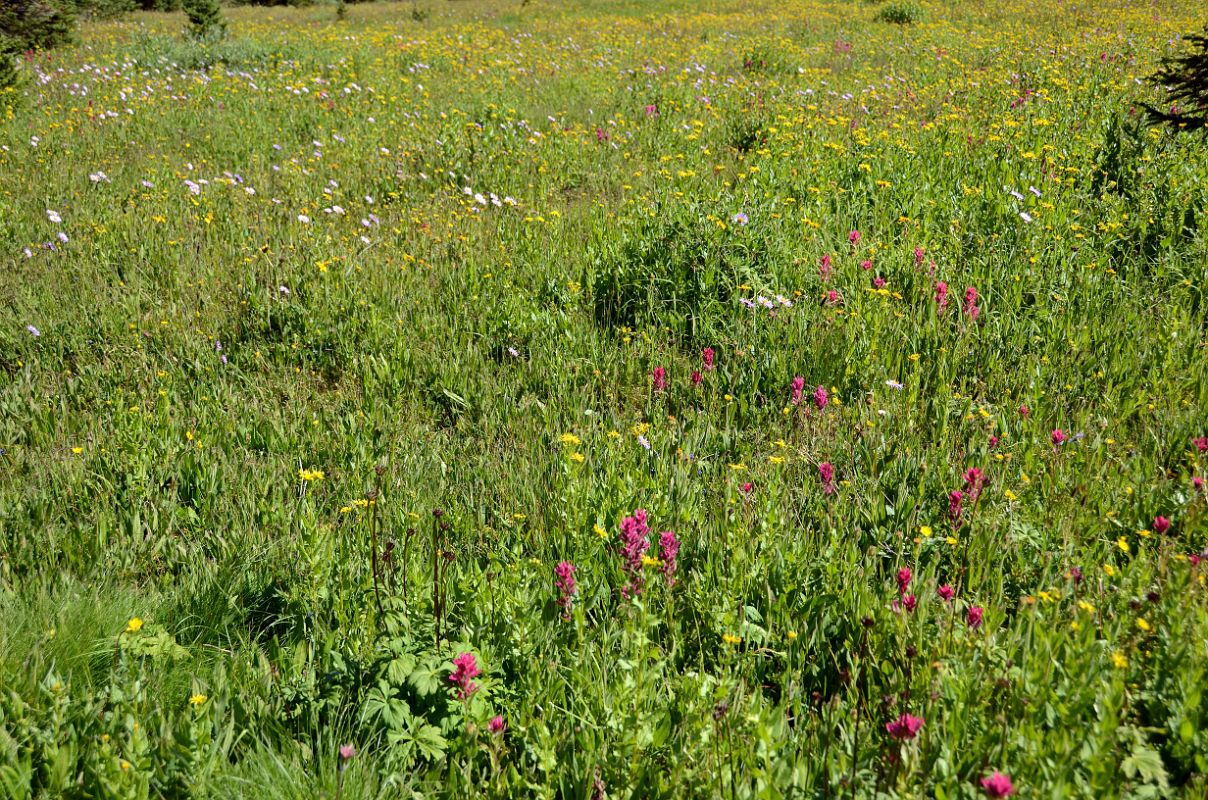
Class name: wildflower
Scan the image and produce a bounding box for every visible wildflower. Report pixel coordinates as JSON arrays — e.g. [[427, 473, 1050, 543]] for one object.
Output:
[[873, 276, 886, 288], [885, 380, 904, 390], [900, 594, 918, 612], [963, 286, 980, 320], [722, 634, 742, 645], [914, 246, 925, 266], [488, 715, 506, 734], [948, 490, 964, 524], [861, 259, 872, 271], [1194, 476, 1204, 491], [658, 530, 680, 584], [791, 376, 805, 406], [896, 567, 912, 595], [559, 433, 582, 446], [819, 253, 832, 280], [813, 385, 829, 411], [1194, 436, 1208, 453], [189, 694, 208, 707], [1153, 516, 1171, 535], [825, 289, 841, 306], [966, 606, 984, 629], [339, 744, 357, 763], [849, 230, 861, 246], [920, 525, 933, 537], [980, 771, 1015, 798], [702, 347, 715, 371], [299, 468, 325, 482], [691, 371, 702, 386], [937, 584, 955, 602], [652, 366, 667, 391], [741, 482, 754, 495], [1051, 429, 1066, 445], [1136, 618, 1151, 632], [125, 617, 144, 634], [618, 509, 651, 599], [819, 462, 836, 495], [885, 713, 924, 740], [964, 467, 986, 502], [1069, 566, 1083, 584], [1111, 651, 1128, 669], [26, 325, 41, 337], [732, 212, 748, 226], [554, 561, 577, 619], [989, 435, 999, 448], [449, 652, 481, 699], [935, 281, 949, 313]]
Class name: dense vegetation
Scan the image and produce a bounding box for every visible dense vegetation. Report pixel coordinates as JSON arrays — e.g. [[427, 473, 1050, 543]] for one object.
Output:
[[2, 0, 1208, 797]]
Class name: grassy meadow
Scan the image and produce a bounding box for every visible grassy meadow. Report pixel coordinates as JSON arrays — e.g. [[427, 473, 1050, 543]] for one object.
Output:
[[2, 0, 1208, 796]]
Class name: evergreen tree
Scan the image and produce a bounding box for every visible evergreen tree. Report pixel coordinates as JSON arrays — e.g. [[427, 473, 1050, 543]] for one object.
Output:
[[182, 0, 225, 39], [0, 0, 77, 53], [1144, 27, 1208, 133]]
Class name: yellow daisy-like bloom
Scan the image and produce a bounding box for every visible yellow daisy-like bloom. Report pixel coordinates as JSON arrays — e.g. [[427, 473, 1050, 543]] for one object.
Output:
[[593, 524, 608, 539], [1117, 537, 1130, 553], [1103, 564, 1116, 577], [569, 452, 585, 463], [125, 617, 144, 634], [641, 555, 661, 568], [299, 468, 325, 482], [1136, 618, 1151, 632], [189, 694, 208, 707], [722, 634, 742, 645], [559, 433, 581, 446], [1111, 652, 1129, 669], [919, 525, 933, 537]]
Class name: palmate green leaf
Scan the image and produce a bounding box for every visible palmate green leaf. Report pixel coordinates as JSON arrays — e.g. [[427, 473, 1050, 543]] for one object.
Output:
[[1121, 742, 1168, 789]]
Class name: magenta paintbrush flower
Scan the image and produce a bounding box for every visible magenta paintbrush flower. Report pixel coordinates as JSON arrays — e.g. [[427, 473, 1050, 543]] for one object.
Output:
[[791, 375, 805, 406], [980, 771, 1015, 797], [1153, 515, 1170, 535], [813, 385, 828, 411], [819, 462, 835, 495], [554, 561, 577, 619], [885, 713, 923, 739], [652, 366, 666, 391], [966, 605, 984, 629], [449, 652, 481, 699], [937, 584, 955, 602], [618, 509, 650, 599]]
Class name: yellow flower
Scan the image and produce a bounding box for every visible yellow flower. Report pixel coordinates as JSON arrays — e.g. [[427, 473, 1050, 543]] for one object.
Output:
[[1077, 601, 1096, 613], [1137, 529, 1151, 538], [593, 524, 608, 539], [946, 536, 958, 546], [72, 447, 83, 454], [722, 634, 742, 645], [120, 760, 131, 772], [729, 463, 746, 471], [787, 631, 797, 641], [1111, 652, 1129, 669], [1136, 618, 1151, 632], [919, 525, 933, 537], [1003, 490, 1018, 502], [1103, 564, 1116, 577], [1117, 537, 1130, 553], [189, 694, 208, 707], [641, 555, 662, 568], [768, 455, 785, 465], [125, 617, 144, 634], [299, 468, 325, 482], [569, 452, 585, 463], [559, 433, 581, 446]]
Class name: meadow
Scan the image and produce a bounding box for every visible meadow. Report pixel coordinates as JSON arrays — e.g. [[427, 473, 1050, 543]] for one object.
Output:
[[2, 0, 1208, 796]]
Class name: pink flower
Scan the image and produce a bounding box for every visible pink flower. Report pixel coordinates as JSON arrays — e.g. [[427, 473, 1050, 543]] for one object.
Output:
[[702, 347, 715, 371], [554, 561, 577, 619], [618, 509, 650, 599], [896, 567, 912, 595], [980, 771, 1015, 798], [643, 104, 658, 117], [825, 289, 841, 306], [902, 594, 918, 612], [873, 276, 886, 289], [741, 482, 754, 495], [813, 385, 829, 411], [652, 366, 666, 391], [949, 489, 964, 524], [989, 435, 999, 448], [1019, 405, 1030, 418], [819, 253, 832, 280], [1153, 516, 1171, 535], [596, 127, 608, 142], [488, 715, 506, 734], [691, 370, 702, 386], [339, 744, 357, 762], [1194, 435, 1207, 453], [935, 281, 949, 313], [885, 713, 923, 739], [449, 652, 481, 699], [937, 584, 954, 602], [658, 530, 680, 584], [914, 246, 925, 266], [963, 286, 980, 320], [1051, 429, 1066, 445], [819, 462, 835, 495], [1194, 476, 1204, 491], [964, 467, 985, 502], [791, 375, 805, 406], [966, 606, 984, 629], [861, 259, 872, 271], [849, 230, 861, 246]]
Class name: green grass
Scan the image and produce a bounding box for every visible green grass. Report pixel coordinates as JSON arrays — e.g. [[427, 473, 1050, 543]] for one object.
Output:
[[2, 0, 1208, 796]]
